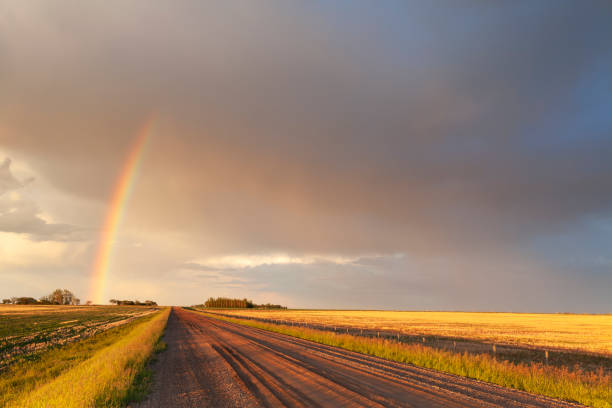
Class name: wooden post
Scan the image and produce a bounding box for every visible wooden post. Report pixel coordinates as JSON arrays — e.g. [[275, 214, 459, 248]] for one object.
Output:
[[545, 350, 549, 364], [422, 337, 426, 343], [453, 340, 456, 349], [492, 344, 496, 354]]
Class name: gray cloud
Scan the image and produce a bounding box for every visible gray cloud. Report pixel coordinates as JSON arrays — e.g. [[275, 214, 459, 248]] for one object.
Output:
[[178, 253, 611, 312], [0, 158, 87, 241], [0, 158, 31, 195], [0, 1, 611, 309]]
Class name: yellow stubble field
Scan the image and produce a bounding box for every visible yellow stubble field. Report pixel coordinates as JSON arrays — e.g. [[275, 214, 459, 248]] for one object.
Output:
[[216, 309, 612, 355]]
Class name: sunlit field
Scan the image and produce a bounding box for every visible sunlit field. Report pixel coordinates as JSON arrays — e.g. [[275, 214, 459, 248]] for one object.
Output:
[[0, 306, 169, 407], [203, 311, 612, 408], [213, 309, 612, 355], [0, 304, 159, 370]]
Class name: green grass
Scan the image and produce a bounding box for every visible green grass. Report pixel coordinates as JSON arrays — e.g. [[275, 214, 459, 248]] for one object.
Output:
[[200, 310, 612, 408], [0, 308, 169, 408]]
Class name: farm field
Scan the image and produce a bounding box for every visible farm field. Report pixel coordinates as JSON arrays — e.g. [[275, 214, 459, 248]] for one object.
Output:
[[0, 304, 159, 370], [0, 306, 169, 407], [211, 309, 612, 355]]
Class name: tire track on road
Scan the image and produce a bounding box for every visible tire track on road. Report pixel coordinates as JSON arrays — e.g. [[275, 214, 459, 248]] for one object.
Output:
[[205, 315, 581, 408]]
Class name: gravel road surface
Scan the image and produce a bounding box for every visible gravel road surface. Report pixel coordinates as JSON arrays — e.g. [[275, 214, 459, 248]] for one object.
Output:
[[135, 307, 582, 408]]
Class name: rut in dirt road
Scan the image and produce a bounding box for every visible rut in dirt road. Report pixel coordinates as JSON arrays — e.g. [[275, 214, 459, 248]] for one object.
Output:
[[135, 307, 584, 408]]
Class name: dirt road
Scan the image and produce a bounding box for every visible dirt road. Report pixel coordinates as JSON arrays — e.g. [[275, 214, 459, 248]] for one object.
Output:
[[136, 307, 582, 408]]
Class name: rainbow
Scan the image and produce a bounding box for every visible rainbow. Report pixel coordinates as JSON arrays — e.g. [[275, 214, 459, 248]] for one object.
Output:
[[89, 118, 154, 304]]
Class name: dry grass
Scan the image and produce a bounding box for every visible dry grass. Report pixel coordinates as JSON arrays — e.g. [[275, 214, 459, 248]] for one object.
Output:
[[203, 311, 612, 408], [213, 309, 612, 355], [2, 308, 170, 408]]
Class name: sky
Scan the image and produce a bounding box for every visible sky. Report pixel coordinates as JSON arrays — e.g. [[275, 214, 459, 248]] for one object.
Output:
[[1, 1, 611, 311]]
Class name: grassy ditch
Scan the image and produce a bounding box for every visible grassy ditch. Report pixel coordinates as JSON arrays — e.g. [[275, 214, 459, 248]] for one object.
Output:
[[1, 307, 170, 408], [201, 310, 611, 408]]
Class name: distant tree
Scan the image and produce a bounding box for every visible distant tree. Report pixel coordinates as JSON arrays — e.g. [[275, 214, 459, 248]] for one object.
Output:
[[39, 296, 53, 305], [258, 303, 286, 310], [47, 289, 76, 305], [203, 297, 268, 309], [61, 289, 75, 305], [15, 297, 38, 305], [2, 299, 11, 304], [49, 289, 64, 304], [74, 298, 80, 305], [86, 300, 93, 305], [108, 298, 156, 306]]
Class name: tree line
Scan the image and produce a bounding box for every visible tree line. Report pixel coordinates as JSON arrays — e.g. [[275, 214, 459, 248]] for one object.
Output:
[[2, 290, 159, 307], [200, 297, 286, 309], [109, 299, 158, 306], [2, 289, 81, 305]]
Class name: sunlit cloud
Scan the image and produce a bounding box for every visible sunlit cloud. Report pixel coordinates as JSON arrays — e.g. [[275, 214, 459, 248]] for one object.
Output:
[[0, 232, 87, 267], [185, 254, 361, 270]]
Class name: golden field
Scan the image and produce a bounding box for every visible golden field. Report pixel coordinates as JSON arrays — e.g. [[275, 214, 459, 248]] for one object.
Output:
[[214, 309, 612, 355]]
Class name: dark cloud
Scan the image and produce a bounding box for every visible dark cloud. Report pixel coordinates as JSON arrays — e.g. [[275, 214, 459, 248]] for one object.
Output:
[[0, 1, 611, 309]]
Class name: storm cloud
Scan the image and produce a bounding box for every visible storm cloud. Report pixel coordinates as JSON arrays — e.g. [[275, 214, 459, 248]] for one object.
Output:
[[0, 1, 611, 309]]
